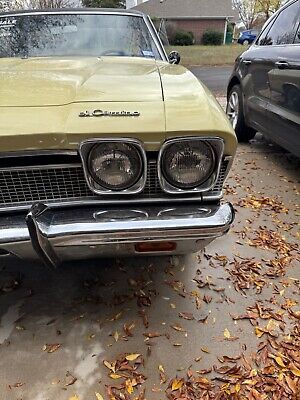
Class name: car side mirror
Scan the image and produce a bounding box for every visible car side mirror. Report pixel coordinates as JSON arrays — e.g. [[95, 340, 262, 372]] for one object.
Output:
[[168, 51, 181, 65]]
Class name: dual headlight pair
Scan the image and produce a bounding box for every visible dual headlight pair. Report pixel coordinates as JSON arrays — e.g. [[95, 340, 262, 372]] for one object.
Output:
[[80, 138, 224, 195]]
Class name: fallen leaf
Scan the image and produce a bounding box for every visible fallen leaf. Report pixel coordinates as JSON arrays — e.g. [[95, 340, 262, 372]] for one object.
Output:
[[125, 354, 141, 361], [179, 312, 194, 320], [269, 353, 286, 368], [291, 366, 300, 377], [171, 324, 185, 332], [126, 379, 134, 394], [201, 347, 210, 354], [65, 372, 77, 387], [9, 382, 25, 388], [143, 332, 162, 338], [255, 327, 267, 338], [110, 311, 122, 321], [109, 373, 122, 380], [103, 360, 116, 373], [171, 378, 184, 391], [223, 328, 231, 339], [274, 356, 286, 368], [158, 365, 165, 373], [42, 344, 61, 353], [95, 394, 104, 400]]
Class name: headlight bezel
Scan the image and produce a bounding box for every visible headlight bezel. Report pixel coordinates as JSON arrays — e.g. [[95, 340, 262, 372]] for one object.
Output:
[[79, 138, 147, 195], [158, 137, 224, 194]]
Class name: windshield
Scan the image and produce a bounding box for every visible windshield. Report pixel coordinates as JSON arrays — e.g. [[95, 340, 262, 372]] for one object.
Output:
[[0, 13, 161, 59]]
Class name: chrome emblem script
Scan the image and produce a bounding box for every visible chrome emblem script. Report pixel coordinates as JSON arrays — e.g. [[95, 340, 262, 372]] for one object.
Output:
[[79, 110, 140, 118]]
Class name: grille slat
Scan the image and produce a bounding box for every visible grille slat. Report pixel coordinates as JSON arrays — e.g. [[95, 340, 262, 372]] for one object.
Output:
[[0, 160, 228, 209]]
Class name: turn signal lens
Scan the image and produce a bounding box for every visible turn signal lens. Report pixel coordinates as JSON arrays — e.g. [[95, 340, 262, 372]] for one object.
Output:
[[135, 242, 177, 253]]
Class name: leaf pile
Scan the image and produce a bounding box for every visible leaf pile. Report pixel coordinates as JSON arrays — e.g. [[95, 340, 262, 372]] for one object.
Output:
[[249, 228, 298, 256], [238, 196, 289, 214], [166, 309, 300, 399], [103, 353, 146, 399]]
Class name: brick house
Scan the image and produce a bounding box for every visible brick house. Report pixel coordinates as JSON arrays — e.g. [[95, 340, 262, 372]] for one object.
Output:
[[132, 0, 238, 44]]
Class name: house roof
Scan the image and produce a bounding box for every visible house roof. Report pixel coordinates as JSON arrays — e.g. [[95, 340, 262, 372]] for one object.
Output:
[[133, 0, 238, 21]]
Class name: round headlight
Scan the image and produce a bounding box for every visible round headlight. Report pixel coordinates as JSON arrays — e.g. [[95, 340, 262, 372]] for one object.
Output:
[[161, 141, 215, 189], [88, 142, 143, 190]]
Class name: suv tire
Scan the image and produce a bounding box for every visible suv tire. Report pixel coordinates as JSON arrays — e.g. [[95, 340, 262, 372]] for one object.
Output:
[[226, 85, 256, 142]]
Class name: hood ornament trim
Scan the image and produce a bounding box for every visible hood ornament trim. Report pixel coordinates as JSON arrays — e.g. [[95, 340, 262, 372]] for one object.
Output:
[[79, 110, 140, 118]]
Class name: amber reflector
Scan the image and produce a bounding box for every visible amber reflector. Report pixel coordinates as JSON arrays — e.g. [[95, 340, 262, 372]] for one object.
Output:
[[135, 242, 177, 253]]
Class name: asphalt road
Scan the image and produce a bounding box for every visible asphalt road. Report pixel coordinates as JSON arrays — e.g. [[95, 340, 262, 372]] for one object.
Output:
[[0, 137, 299, 399], [190, 66, 233, 94]]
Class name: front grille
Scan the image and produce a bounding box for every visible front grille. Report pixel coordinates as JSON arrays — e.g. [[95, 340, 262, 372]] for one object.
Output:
[[0, 160, 228, 210], [0, 165, 91, 205]]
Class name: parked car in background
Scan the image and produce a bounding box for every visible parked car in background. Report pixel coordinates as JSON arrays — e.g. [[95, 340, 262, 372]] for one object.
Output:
[[0, 8, 236, 267], [237, 29, 259, 45], [227, 0, 300, 157]]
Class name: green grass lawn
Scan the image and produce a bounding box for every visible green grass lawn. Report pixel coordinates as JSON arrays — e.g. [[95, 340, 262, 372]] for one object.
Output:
[[165, 45, 243, 66]]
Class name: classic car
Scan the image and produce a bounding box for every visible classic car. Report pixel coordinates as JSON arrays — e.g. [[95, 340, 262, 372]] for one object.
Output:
[[227, 0, 300, 156], [0, 8, 237, 267]]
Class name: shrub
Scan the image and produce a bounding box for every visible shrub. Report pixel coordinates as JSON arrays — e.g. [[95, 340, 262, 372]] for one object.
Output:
[[173, 30, 194, 46], [202, 30, 223, 45], [166, 21, 178, 44]]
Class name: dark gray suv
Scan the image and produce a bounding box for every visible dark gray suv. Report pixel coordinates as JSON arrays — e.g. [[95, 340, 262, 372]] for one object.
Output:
[[226, 0, 300, 157]]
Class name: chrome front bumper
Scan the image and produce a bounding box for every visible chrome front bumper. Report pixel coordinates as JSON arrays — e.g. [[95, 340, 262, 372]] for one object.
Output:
[[0, 203, 234, 266]]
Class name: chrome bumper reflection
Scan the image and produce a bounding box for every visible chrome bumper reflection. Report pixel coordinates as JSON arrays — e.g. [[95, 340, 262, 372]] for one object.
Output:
[[0, 203, 234, 266]]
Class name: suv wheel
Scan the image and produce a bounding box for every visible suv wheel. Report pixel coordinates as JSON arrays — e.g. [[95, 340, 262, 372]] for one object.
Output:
[[242, 39, 249, 45], [226, 85, 256, 142]]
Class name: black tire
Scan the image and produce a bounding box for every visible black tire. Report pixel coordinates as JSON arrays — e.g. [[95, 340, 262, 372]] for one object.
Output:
[[226, 85, 256, 142]]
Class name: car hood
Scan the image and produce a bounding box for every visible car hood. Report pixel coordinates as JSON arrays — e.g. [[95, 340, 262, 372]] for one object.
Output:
[[0, 57, 163, 106], [0, 58, 237, 156]]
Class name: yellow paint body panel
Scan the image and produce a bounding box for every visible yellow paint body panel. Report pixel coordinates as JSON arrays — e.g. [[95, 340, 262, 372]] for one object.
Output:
[[0, 56, 237, 155]]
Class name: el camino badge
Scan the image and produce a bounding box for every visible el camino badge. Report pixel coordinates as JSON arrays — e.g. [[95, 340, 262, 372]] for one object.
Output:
[[79, 110, 140, 118]]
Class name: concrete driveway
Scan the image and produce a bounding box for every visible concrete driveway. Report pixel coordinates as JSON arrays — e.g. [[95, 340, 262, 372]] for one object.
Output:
[[189, 66, 233, 95], [0, 137, 299, 399]]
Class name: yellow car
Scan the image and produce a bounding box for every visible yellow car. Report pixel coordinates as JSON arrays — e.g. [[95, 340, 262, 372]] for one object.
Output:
[[0, 8, 237, 267]]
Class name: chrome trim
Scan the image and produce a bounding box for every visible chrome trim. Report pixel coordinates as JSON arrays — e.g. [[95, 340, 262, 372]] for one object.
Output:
[[146, 15, 169, 61], [158, 137, 224, 195], [0, 10, 148, 19], [0, 11, 167, 62], [0, 163, 81, 173], [0, 196, 204, 213], [0, 150, 78, 158], [79, 138, 147, 196], [0, 197, 204, 213], [202, 156, 233, 201], [0, 158, 230, 212], [26, 203, 60, 268], [223, 156, 234, 179], [0, 202, 234, 265], [202, 192, 223, 202]]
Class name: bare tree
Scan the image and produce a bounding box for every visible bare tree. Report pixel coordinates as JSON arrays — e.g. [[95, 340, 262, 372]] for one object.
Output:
[[233, 0, 258, 29], [14, 0, 75, 9], [233, 0, 285, 28], [256, 0, 282, 22]]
